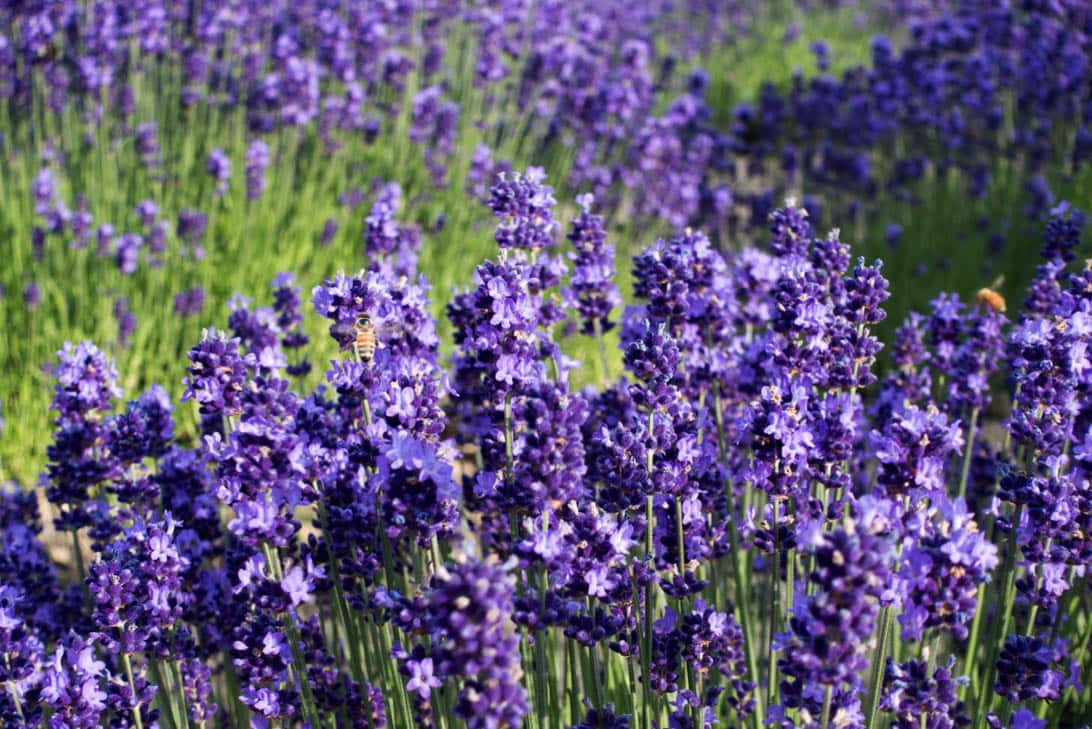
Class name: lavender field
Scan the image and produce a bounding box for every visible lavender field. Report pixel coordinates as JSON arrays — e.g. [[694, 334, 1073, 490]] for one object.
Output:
[[1, 1, 1091, 728]]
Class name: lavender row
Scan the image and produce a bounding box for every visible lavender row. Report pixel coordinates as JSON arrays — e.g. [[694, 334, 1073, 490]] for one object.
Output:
[[2, 169, 1089, 728]]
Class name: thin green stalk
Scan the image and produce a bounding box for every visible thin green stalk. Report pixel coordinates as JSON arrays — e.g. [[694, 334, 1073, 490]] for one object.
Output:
[[960, 582, 987, 702], [566, 636, 582, 723], [430, 535, 445, 576], [1049, 606, 1092, 728], [147, 659, 180, 729], [592, 318, 611, 387], [642, 491, 656, 729], [821, 684, 834, 729], [675, 496, 686, 587], [71, 529, 89, 607], [865, 607, 892, 729], [533, 567, 550, 727], [957, 408, 979, 501], [170, 660, 192, 729], [1023, 537, 1052, 636], [3, 655, 24, 724], [974, 505, 1023, 729], [713, 392, 763, 729], [638, 405, 659, 729], [262, 544, 323, 729], [121, 652, 146, 729], [318, 501, 366, 687], [767, 499, 782, 708]]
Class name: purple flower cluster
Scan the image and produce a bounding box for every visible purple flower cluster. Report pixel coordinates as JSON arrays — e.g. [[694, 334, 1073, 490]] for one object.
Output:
[[777, 526, 893, 723], [7, 175, 1092, 729], [403, 558, 529, 729]]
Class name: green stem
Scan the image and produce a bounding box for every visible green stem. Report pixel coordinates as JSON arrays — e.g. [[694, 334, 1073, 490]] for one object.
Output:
[[768, 499, 781, 708], [713, 393, 763, 729], [147, 659, 179, 729], [957, 408, 979, 501], [121, 652, 145, 729], [71, 529, 89, 608], [1024, 537, 1052, 635], [675, 496, 686, 586], [566, 637, 582, 723], [960, 582, 987, 702], [262, 544, 323, 729], [642, 491, 656, 729], [504, 393, 515, 484], [820, 684, 834, 729], [170, 660, 192, 729], [318, 501, 366, 687], [865, 606, 892, 729], [974, 505, 1023, 729]]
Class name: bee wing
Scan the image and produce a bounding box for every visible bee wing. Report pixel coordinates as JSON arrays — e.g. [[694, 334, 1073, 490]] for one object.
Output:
[[373, 318, 405, 342], [329, 319, 358, 348]]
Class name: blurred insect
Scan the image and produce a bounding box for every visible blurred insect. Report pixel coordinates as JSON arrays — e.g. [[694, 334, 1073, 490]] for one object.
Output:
[[330, 315, 386, 363], [976, 275, 1006, 313], [39, 42, 62, 62]]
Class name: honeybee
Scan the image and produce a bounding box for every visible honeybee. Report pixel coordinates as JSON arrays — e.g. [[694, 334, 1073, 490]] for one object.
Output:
[[39, 42, 62, 62], [353, 316, 379, 362], [982, 281, 1004, 314], [331, 315, 384, 363]]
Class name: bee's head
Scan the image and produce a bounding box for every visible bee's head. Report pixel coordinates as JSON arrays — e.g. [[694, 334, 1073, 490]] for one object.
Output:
[[355, 315, 371, 327]]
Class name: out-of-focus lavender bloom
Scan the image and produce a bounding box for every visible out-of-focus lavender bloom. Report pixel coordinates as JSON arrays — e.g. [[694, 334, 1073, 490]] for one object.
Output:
[[174, 286, 206, 317], [136, 122, 160, 168], [885, 222, 903, 248], [113, 296, 136, 348], [272, 272, 310, 377], [115, 232, 143, 274], [33, 167, 54, 215], [207, 148, 231, 198], [23, 282, 40, 310], [245, 139, 270, 201], [319, 217, 338, 246], [177, 209, 208, 260], [135, 199, 158, 228]]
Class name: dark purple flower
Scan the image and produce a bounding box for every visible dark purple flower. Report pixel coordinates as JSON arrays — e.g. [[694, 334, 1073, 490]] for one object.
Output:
[[105, 384, 174, 467], [881, 657, 967, 729], [566, 193, 621, 336], [182, 329, 254, 419], [897, 497, 998, 642], [422, 559, 529, 729], [994, 635, 1065, 703], [778, 526, 893, 721], [490, 167, 559, 252]]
